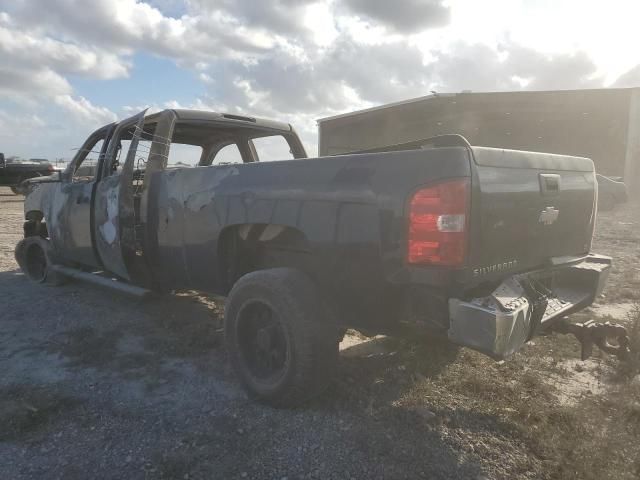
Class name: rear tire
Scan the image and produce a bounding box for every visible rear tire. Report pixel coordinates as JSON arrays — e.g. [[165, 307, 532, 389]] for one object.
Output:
[[224, 268, 339, 407]]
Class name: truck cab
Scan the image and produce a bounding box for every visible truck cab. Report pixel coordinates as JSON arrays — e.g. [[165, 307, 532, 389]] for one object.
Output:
[[21, 109, 306, 282]]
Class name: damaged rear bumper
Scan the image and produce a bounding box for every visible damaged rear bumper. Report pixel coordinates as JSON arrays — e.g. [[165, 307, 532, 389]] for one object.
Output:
[[448, 254, 611, 359]]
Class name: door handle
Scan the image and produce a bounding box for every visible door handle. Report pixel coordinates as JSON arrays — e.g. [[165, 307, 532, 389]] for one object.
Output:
[[539, 173, 561, 196]]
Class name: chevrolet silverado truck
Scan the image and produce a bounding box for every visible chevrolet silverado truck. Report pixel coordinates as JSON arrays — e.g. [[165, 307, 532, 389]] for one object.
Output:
[[16, 109, 622, 406], [0, 153, 55, 194]]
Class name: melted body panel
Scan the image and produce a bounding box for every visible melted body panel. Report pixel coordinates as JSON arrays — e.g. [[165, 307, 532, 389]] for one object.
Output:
[[57, 181, 97, 267], [144, 148, 471, 326]]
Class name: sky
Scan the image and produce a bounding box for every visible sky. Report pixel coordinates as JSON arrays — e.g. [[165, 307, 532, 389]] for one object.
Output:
[[2, 0, 640, 159]]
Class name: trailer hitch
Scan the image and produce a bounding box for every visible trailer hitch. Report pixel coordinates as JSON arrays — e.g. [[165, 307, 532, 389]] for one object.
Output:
[[553, 318, 631, 361]]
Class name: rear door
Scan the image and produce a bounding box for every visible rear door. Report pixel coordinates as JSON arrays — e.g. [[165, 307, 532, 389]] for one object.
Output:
[[92, 110, 147, 280], [468, 147, 596, 277]]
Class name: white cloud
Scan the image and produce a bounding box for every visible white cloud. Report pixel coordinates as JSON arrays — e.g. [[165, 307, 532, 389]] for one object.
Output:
[[0, 109, 53, 158], [0, 22, 129, 80], [0, 110, 46, 138], [53, 95, 117, 126], [0, 65, 72, 101], [122, 100, 185, 115], [198, 72, 213, 84], [1, 0, 640, 160], [340, 0, 450, 32], [613, 65, 640, 88], [4, 0, 279, 65], [425, 42, 603, 93]]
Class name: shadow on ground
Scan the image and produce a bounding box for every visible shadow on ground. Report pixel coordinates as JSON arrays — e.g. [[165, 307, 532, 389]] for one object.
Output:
[[0, 268, 496, 479]]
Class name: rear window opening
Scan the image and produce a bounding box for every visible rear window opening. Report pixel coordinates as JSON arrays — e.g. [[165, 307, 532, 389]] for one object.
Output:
[[251, 135, 295, 162], [213, 143, 243, 165], [167, 143, 203, 168]]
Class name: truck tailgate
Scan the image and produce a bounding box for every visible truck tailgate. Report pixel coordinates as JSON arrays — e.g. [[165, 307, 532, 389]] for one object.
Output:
[[469, 147, 596, 277]]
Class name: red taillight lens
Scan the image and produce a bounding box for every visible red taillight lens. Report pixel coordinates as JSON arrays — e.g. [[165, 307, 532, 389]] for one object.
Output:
[[408, 178, 469, 266]]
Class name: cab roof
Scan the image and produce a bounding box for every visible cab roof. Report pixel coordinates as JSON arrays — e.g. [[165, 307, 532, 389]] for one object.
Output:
[[150, 109, 294, 133]]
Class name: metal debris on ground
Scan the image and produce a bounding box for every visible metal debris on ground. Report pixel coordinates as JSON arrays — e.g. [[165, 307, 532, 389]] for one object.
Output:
[[554, 318, 631, 361]]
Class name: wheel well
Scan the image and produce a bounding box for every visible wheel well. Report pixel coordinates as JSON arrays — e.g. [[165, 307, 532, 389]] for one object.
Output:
[[25, 210, 44, 222], [217, 224, 311, 294], [24, 210, 48, 238]]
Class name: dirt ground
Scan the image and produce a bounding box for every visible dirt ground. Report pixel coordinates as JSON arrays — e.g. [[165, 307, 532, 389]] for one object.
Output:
[[1, 187, 639, 480]]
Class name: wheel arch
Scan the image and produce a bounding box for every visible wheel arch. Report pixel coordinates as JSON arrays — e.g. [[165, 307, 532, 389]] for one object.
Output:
[[217, 223, 313, 295], [25, 209, 44, 222]]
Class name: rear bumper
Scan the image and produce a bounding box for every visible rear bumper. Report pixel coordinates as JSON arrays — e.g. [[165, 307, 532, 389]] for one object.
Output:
[[447, 254, 611, 359]]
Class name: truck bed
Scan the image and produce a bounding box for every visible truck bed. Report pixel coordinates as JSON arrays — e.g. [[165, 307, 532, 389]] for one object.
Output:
[[141, 140, 599, 341]]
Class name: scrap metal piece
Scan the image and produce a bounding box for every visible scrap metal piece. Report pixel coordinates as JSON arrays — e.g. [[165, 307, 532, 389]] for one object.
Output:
[[519, 276, 551, 340], [492, 276, 526, 311], [554, 318, 631, 361], [448, 296, 532, 360]]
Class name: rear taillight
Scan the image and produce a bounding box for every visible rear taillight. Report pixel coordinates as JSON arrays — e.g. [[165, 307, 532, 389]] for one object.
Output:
[[408, 178, 470, 266]]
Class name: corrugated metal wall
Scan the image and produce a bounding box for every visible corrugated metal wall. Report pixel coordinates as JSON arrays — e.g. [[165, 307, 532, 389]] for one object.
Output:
[[318, 89, 634, 178]]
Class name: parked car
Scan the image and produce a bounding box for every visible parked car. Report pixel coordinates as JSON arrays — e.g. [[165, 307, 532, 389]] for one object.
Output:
[[16, 109, 618, 406], [0, 153, 55, 194]]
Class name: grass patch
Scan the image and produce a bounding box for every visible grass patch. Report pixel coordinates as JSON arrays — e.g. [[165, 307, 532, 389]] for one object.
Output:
[[610, 304, 640, 380], [393, 330, 640, 480]]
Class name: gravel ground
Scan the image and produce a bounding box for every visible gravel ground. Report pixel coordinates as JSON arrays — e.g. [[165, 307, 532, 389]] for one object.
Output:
[[0, 187, 638, 480]]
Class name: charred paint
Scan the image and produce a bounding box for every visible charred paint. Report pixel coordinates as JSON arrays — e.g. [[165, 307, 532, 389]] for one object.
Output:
[[99, 186, 119, 244]]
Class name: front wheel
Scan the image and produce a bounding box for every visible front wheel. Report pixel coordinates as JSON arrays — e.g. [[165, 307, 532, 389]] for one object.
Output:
[[15, 237, 66, 286], [224, 268, 339, 407]]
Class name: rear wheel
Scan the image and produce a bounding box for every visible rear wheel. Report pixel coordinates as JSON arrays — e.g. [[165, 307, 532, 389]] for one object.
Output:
[[224, 268, 339, 407]]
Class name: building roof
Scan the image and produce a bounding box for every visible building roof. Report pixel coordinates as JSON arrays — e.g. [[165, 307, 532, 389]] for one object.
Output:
[[316, 87, 640, 124]]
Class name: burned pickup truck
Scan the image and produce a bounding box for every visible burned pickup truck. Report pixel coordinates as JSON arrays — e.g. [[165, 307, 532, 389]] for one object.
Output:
[[16, 109, 627, 406]]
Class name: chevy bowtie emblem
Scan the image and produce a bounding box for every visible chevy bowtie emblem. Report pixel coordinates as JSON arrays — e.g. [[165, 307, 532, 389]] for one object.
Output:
[[539, 206, 559, 225]]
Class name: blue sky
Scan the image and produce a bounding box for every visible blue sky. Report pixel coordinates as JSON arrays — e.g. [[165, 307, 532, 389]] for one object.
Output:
[[2, 0, 640, 160], [71, 54, 205, 110]]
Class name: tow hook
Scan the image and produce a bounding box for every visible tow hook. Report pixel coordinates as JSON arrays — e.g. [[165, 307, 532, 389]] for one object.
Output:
[[553, 318, 631, 361]]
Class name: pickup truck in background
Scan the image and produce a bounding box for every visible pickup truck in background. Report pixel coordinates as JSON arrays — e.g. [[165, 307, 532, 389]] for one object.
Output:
[[0, 153, 56, 194], [15, 109, 624, 406]]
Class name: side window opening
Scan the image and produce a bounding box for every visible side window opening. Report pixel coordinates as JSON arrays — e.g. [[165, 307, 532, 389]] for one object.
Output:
[[251, 135, 294, 162], [212, 143, 243, 165], [108, 126, 155, 177], [72, 138, 104, 182], [166, 143, 203, 168], [111, 139, 133, 175]]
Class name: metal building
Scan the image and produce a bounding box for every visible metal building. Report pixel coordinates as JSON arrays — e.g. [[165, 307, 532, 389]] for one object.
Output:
[[318, 88, 640, 196]]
